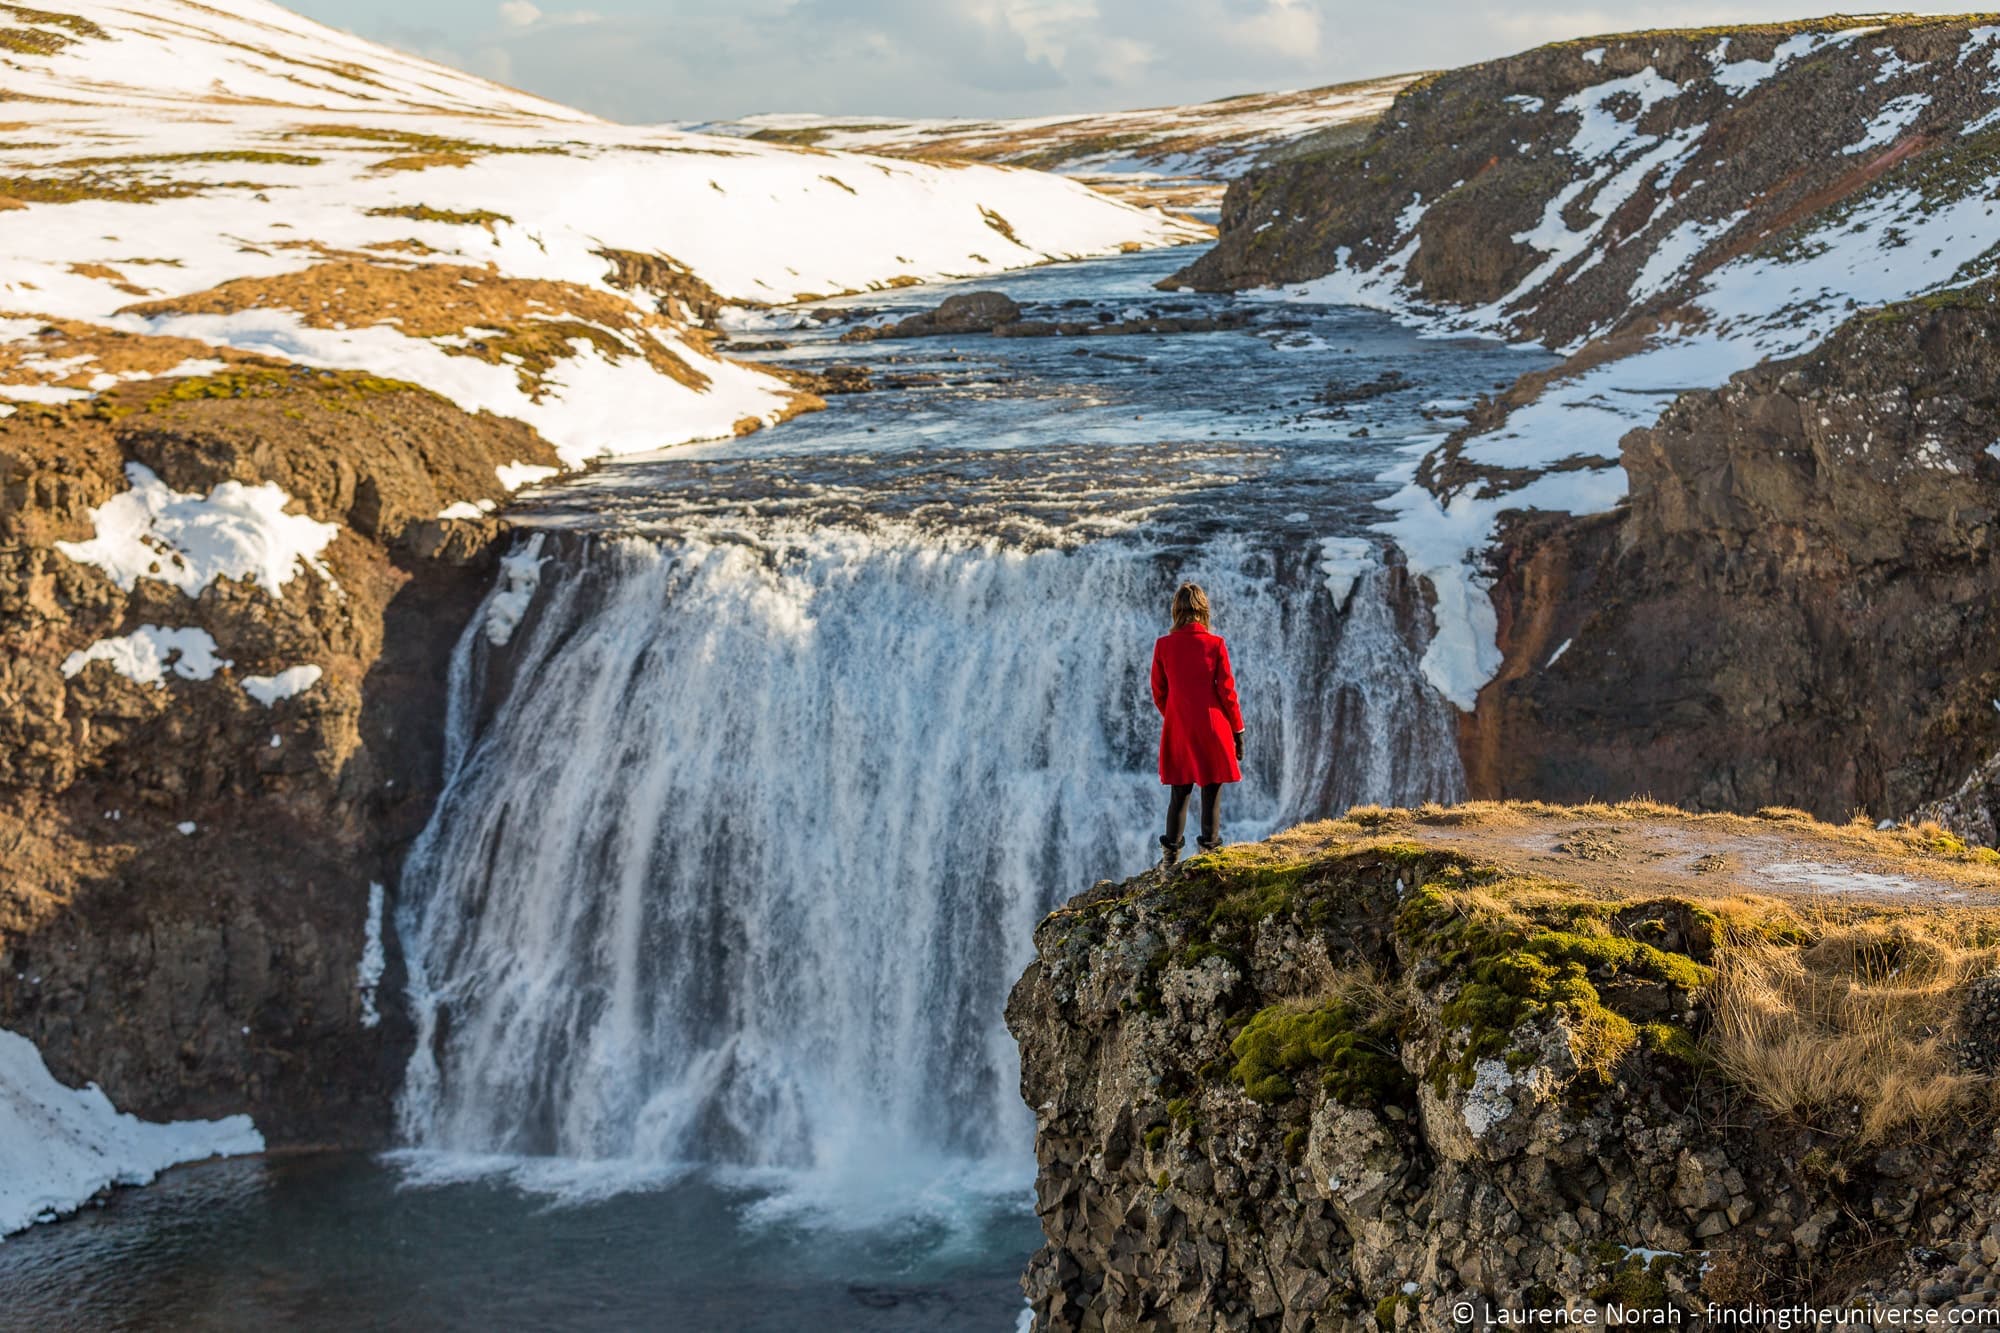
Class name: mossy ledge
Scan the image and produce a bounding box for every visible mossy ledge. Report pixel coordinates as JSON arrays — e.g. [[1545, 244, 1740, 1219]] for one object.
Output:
[[1009, 800, 2000, 1329]]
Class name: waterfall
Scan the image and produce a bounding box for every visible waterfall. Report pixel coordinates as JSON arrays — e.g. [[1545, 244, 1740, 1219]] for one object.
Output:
[[393, 525, 1462, 1210]]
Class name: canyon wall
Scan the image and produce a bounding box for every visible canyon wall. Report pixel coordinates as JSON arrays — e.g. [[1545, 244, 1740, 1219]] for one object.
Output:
[[0, 350, 552, 1144]]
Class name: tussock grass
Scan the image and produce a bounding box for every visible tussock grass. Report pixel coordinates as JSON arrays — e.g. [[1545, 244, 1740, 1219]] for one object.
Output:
[[1710, 912, 1999, 1142]]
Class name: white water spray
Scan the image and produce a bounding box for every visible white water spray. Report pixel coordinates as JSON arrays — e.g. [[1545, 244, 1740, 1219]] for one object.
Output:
[[394, 526, 1462, 1209]]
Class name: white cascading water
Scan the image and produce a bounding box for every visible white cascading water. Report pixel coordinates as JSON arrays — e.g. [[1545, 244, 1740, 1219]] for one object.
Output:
[[393, 525, 1463, 1211]]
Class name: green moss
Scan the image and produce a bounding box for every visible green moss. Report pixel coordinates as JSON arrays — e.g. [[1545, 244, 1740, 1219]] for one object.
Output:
[[1375, 1293, 1418, 1329], [1527, 930, 1714, 991], [138, 367, 426, 415], [0, 4, 107, 36], [1153, 1170, 1170, 1191], [0, 24, 70, 53], [1396, 881, 1715, 1090], [364, 203, 513, 227], [1143, 1124, 1168, 1151], [1228, 997, 1411, 1107], [1638, 1021, 1705, 1067]]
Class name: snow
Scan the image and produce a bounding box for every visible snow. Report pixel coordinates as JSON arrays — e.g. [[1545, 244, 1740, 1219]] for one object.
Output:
[[359, 883, 386, 1029], [0, 1027, 262, 1237], [1546, 638, 1573, 668], [692, 76, 1415, 193], [0, 0, 1204, 475], [1380, 465, 1628, 709], [241, 664, 322, 706], [176, 822, 196, 835], [61, 625, 231, 686], [1712, 30, 1867, 95], [1619, 1245, 1682, 1265], [1844, 93, 1929, 154], [1318, 536, 1375, 609], [486, 533, 548, 646], [54, 464, 338, 601], [496, 461, 561, 492], [1630, 211, 1746, 303]]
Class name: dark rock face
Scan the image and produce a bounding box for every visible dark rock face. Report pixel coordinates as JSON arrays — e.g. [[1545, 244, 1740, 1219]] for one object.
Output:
[[1466, 289, 2000, 828], [0, 361, 559, 1144]]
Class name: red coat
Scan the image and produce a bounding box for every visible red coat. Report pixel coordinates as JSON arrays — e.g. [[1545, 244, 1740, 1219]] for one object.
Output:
[[1150, 623, 1244, 785]]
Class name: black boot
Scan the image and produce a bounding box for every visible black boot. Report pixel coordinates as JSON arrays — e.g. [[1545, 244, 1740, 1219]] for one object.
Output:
[[1197, 835, 1223, 856], [1159, 836, 1182, 868]]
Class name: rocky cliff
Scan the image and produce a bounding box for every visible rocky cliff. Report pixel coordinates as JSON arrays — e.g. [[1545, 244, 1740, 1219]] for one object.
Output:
[[1163, 16, 2000, 835], [1010, 803, 2000, 1330], [1468, 284, 2000, 824], [0, 335, 557, 1144]]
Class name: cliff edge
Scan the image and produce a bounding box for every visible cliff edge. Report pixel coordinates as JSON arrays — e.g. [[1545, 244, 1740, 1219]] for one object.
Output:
[[1009, 802, 2000, 1329]]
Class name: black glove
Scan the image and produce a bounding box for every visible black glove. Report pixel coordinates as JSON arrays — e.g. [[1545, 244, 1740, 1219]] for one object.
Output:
[[1234, 731, 1244, 761]]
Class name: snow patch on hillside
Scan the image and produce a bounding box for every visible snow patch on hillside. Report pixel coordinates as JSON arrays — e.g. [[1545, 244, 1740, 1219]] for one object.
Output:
[[54, 464, 338, 601], [242, 664, 322, 706], [60, 626, 232, 687], [0, 1028, 263, 1237]]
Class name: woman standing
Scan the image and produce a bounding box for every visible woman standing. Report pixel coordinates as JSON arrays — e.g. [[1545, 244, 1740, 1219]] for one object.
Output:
[[1149, 583, 1244, 867]]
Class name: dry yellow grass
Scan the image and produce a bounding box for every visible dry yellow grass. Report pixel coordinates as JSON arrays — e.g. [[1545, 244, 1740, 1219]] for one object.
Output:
[[1711, 913, 1997, 1142]]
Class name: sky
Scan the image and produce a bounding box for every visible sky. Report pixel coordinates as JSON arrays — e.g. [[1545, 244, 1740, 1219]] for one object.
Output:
[[286, 1, 1963, 123]]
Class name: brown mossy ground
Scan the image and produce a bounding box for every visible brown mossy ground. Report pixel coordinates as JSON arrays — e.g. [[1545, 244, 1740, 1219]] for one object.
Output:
[[0, 314, 273, 394], [119, 260, 716, 398], [1050, 800, 2000, 1140]]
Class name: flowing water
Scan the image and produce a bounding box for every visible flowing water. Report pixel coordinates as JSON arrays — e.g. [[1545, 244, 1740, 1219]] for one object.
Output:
[[0, 247, 1550, 1329]]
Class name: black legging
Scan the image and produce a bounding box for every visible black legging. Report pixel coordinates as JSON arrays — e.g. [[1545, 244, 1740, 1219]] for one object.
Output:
[[1165, 782, 1221, 847]]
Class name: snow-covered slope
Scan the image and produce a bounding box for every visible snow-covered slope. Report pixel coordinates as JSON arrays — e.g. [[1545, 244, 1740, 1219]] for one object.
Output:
[[1182, 17, 2000, 709], [0, 0, 1204, 476], [0, 1028, 262, 1237], [691, 76, 1417, 216]]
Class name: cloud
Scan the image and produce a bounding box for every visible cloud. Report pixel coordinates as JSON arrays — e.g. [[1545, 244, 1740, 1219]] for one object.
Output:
[[297, 0, 1969, 123], [495, 1, 603, 35]]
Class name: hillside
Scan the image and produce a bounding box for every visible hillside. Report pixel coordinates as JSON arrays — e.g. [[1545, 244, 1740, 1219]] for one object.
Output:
[[0, 0, 1202, 476], [691, 76, 1418, 216], [1170, 15, 2000, 833], [1013, 802, 2000, 1327]]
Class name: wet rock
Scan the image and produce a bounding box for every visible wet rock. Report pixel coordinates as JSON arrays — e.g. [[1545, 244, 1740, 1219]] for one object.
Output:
[[1321, 370, 1409, 404], [838, 290, 1021, 341]]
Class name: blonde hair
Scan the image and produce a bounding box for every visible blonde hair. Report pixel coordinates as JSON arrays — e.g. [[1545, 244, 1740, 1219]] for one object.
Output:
[[1171, 582, 1211, 629]]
